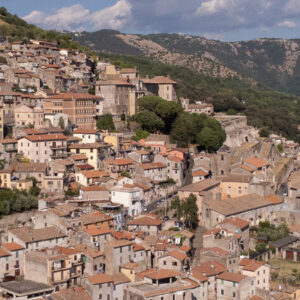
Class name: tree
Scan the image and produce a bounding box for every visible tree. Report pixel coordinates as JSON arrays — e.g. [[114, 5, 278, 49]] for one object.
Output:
[[137, 96, 183, 134], [182, 194, 198, 229], [131, 128, 150, 141], [58, 116, 65, 130], [121, 113, 126, 121], [171, 197, 183, 219], [96, 114, 115, 131], [277, 143, 283, 153], [0, 56, 7, 64], [171, 194, 198, 229], [132, 111, 164, 133], [120, 171, 131, 178], [259, 127, 270, 138], [88, 86, 95, 95]]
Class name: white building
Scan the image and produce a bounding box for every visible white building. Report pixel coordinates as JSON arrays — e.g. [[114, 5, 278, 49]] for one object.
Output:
[[111, 185, 143, 216]]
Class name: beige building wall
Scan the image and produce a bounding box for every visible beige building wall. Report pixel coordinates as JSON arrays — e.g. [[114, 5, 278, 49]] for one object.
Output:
[[220, 182, 249, 200]]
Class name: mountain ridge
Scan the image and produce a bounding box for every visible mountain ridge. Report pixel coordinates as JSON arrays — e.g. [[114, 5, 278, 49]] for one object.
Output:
[[74, 30, 300, 96]]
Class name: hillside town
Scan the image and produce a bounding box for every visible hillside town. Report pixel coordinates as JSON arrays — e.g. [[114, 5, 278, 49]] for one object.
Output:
[[0, 37, 298, 300]]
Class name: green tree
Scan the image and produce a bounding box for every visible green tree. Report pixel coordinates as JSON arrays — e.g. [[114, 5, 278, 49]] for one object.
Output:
[[171, 194, 198, 229], [131, 128, 150, 141], [171, 196, 183, 220], [0, 56, 7, 64], [120, 171, 131, 178], [132, 111, 164, 133], [96, 114, 115, 131], [121, 113, 126, 121], [58, 116, 65, 130], [277, 144, 283, 153], [88, 86, 95, 95], [137, 96, 182, 133], [182, 194, 198, 229], [259, 127, 270, 138]]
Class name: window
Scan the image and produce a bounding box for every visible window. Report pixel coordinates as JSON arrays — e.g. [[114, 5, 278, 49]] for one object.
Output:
[[98, 284, 102, 288], [221, 280, 224, 284], [163, 261, 166, 265], [233, 292, 236, 298], [221, 290, 224, 295], [233, 282, 236, 287], [98, 294, 102, 299], [172, 262, 177, 266], [120, 247, 122, 253]]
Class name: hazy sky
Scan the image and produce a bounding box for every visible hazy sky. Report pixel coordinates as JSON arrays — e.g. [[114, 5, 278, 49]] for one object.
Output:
[[2, 0, 300, 41]]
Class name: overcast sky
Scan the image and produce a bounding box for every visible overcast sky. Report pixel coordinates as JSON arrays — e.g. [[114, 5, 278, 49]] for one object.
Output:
[[2, 0, 300, 41]]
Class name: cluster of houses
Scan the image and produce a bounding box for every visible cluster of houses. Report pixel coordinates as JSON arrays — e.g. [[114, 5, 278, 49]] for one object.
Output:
[[0, 38, 299, 299]]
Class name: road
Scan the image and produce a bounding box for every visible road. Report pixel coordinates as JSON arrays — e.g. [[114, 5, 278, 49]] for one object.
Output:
[[146, 190, 177, 212]]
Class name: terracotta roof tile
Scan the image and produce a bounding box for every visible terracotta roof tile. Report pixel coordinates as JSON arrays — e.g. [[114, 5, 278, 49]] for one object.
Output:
[[243, 157, 270, 168], [81, 170, 109, 178], [192, 169, 209, 177], [142, 269, 181, 280], [162, 250, 187, 261], [83, 224, 111, 236], [73, 129, 100, 134], [127, 216, 162, 226], [138, 162, 166, 170], [22, 134, 66, 142], [266, 194, 283, 204], [70, 154, 88, 161], [88, 273, 112, 285], [121, 262, 139, 270], [239, 258, 265, 271], [192, 260, 226, 277], [81, 186, 108, 192], [2, 242, 24, 251], [110, 158, 134, 166], [220, 217, 250, 229], [217, 271, 247, 283], [0, 247, 11, 257]]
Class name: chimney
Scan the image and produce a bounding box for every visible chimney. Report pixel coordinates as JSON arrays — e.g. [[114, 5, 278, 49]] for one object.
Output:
[[202, 271, 206, 276], [211, 263, 215, 269]]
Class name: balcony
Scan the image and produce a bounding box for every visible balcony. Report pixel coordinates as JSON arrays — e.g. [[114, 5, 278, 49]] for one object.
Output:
[[50, 145, 67, 150]]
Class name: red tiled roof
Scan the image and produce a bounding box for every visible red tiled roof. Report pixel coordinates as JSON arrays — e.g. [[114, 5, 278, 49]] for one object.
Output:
[[138, 162, 166, 170], [75, 164, 94, 171], [71, 154, 88, 161], [217, 271, 247, 283], [243, 157, 270, 168], [142, 269, 181, 280], [73, 129, 100, 134], [110, 158, 134, 166], [81, 186, 108, 192], [81, 170, 108, 178], [0, 247, 11, 257], [266, 194, 283, 204], [83, 224, 111, 236], [88, 273, 112, 285], [220, 217, 250, 229], [127, 216, 162, 226], [23, 134, 67, 142], [192, 260, 226, 277], [113, 231, 135, 241], [239, 258, 265, 271], [168, 156, 182, 163], [133, 243, 145, 252], [192, 169, 209, 177], [2, 242, 24, 251], [163, 250, 187, 261]]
